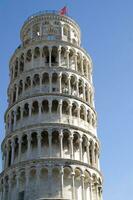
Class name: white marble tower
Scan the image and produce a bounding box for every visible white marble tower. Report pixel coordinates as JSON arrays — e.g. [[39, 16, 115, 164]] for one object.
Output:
[[0, 11, 103, 200]]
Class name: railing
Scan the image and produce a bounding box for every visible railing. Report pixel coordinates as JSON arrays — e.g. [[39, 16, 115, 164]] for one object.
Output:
[[6, 113, 96, 136], [24, 10, 68, 24]]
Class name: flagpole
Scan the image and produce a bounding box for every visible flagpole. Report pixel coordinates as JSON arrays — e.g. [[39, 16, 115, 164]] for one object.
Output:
[[65, 5, 68, 16]]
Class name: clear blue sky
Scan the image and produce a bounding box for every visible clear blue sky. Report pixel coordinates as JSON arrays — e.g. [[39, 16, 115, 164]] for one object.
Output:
[[0, 0, 133, 199]]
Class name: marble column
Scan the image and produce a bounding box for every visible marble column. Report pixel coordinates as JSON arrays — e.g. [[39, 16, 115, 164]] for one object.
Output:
[[59, 130, 63, 158], [71, 172, 75, 200]]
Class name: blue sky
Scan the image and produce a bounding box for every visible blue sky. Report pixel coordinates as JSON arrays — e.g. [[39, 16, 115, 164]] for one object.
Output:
[[0, 0, 133, 199]]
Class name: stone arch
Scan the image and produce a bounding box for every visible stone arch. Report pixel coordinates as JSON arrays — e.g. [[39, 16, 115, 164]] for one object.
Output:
[[20, 53, 24, 73], [40, 168, 48, 198], [42, 72, 49, 92], [33, 74, 40, 87], [72, 102, 78, 117], [23, 103, 29, 117], [51, 167, 60, 197], [82, 135, 88, 163], [52, 72, 58, 92], [87, 109, 91, 123], [41, 130, 49, 157], [69, 49, 75, 69], [7, 141, 12, 167], [62, 100, 69, 115], [34, 47, 40, 59], [21, 134, 27, 155], [29, 168, 37, 198], [62, 73, 69, 94], [52, 100, 59, 113], [92, 113, 96, 127], [63, 166, 72, 199], [52, 130, 60, 157], [61, 46, 67, 66], [80, 105, 86, 120], [75, 168, 82, 200], [79, 79, 84, 99], [42, 46, 49, 64], [63, 24, 70, 40], [14, 137, 19, 161], [25, 76, 31, 90], [26, 49, 32, 62], [16, 106, 21, 121], [89, 140, 94, 166], [13, 85, 17, 103], [32, 101, 39, 115], [85, 84, 89, 103], [51, 46, 58, 66], [94, 143, 98, 166], [84, 170, 91, 200], [73, 132, 80, 160], [10, 172, 17, 199], [92, 173, 98, 199], [11, 111, 14, 130], [77, 53, 82, 73], [31, 132, 37, 158], [42, 100, 49, 113], [19, 171, 26, 196], [83, 58, 87, 76], [63, 130, 70, 158], [18, 80, 23, 95], [14, 58, 18, 78], [31, 132, 37, 149], [70, 75, 77, 96]]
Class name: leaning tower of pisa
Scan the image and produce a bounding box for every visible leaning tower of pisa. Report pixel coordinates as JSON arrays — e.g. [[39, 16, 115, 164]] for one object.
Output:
[[0, 11, 103, 200]]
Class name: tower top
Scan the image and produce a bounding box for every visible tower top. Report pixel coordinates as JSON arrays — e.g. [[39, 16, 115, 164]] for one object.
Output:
[[20, 10, 81, 46]]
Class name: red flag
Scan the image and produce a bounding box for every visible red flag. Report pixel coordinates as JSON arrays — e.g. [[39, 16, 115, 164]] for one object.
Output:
[[59, 6, 68, 15]]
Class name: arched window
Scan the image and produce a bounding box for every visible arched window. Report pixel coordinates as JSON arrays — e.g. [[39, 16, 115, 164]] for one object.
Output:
[[52, 100, 58, 113], [63, 131, 70, 157], [42, 73, 49, 85], [92, 113, 96, 127], [34, 47, 40, 59], [41, 131, 49, 147], [42, 100, 49, 113], [33, 74, 40, 87], [23, 103, 29, 117], [77, 53, 82, 73], [79, 79, 83, 99], [80, 105, 86, 120], [51, 46, 58, 65], [14, 59, 18, 78], [20, 54, 24, 73], [11, 111, 14, 128], [26, 49, 32, 62], [72, 103, 78, 117], [18, 80, 23, 95], [25, 76, 31, 90], [63, 25, 70, 37], [87, 110, 91, 123], [16, 107, 21, 121], [32, 101, 39, 115], [21, 135, 27, 153], [13, 86, 17, 103], [62, 74, 68, 94], [71, 76, 77, 96], [62, 101, 69, 115], [52, 73, 58, 92], [42, 46, 49, 64], [31, 132, 37, 149], [52, 131, 60, 157]]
